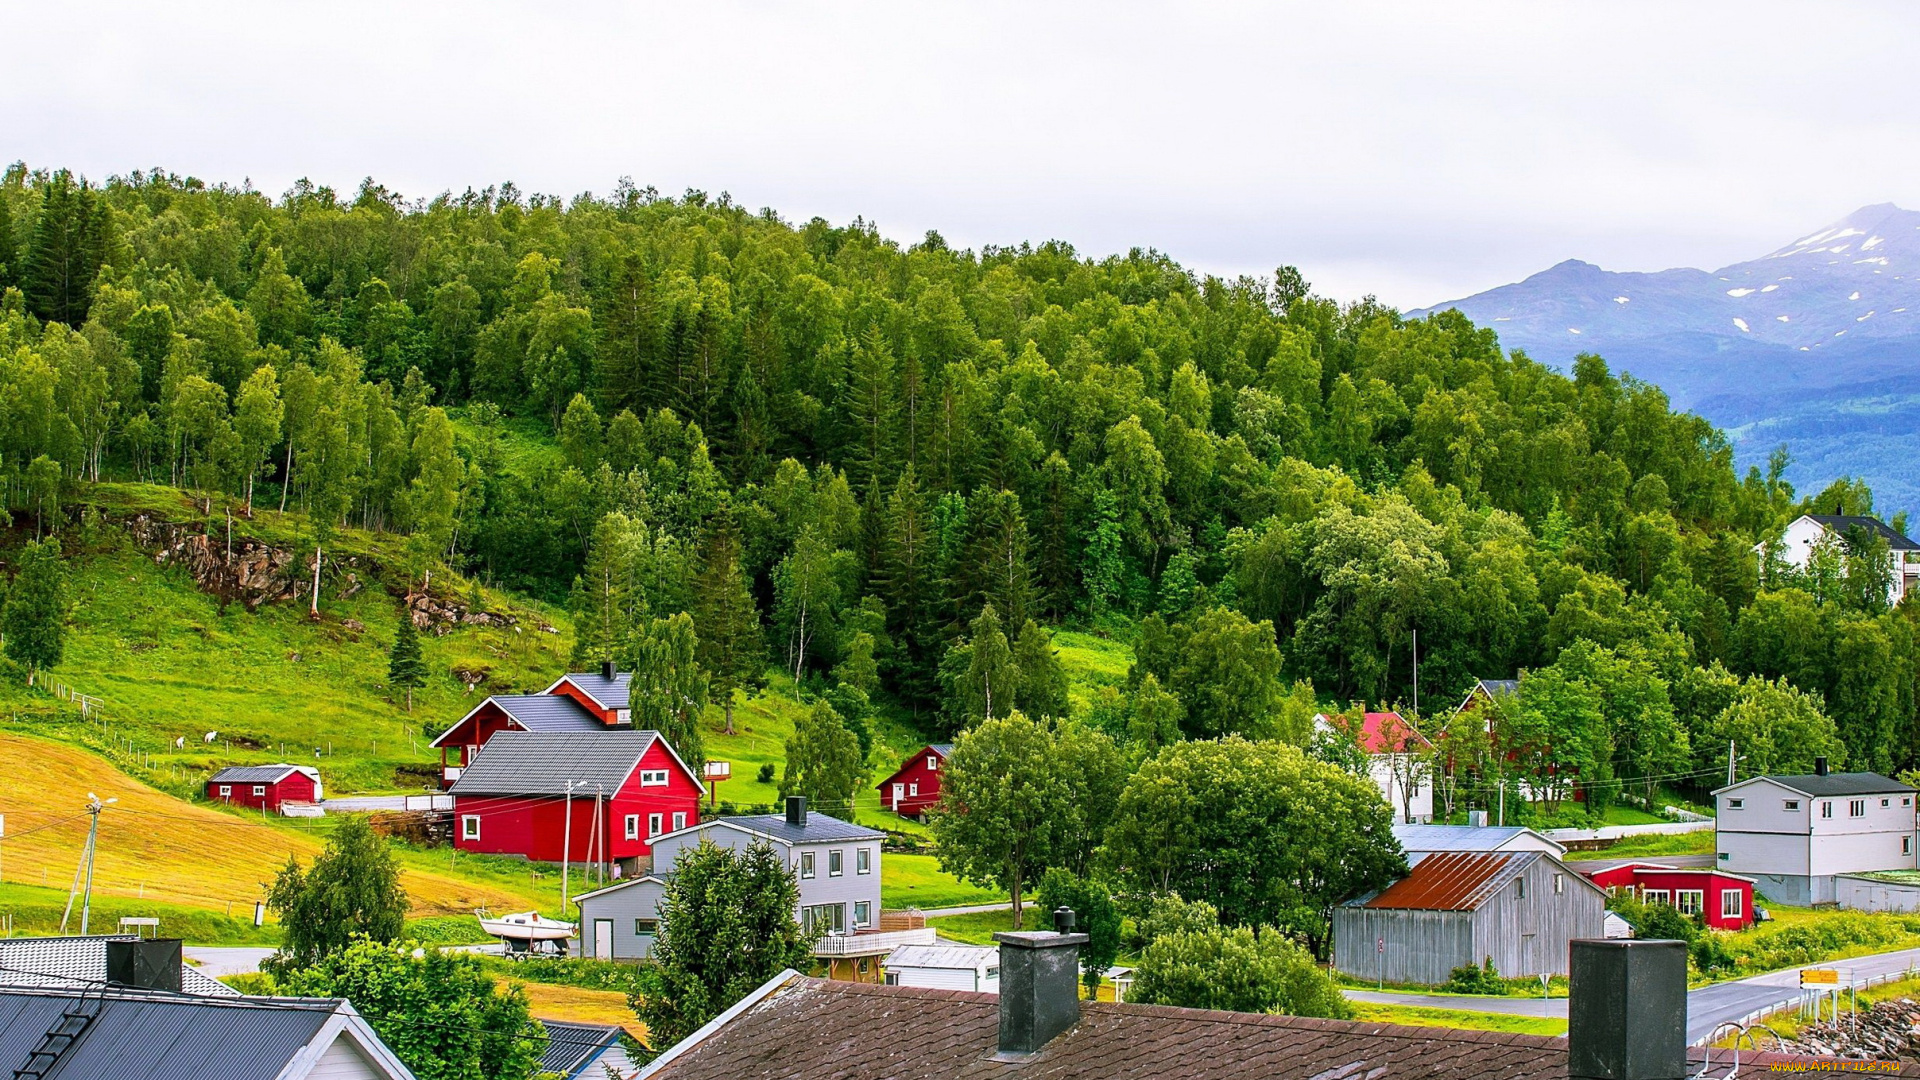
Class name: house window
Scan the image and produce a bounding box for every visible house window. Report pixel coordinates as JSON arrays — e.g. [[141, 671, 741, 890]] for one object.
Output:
[[1904, 798, 1912, 807], [648, 813, 663, 838], [1553, 873, 1564, 895], [857, 847, 872, 875], [461, 815, 481, 840], [928, 756, 940, 771], [634, 918, 658, 936], [1728, 799, 1744, 810], [1644, 889, 1671, 906], [253, 785, 267, 796], [218, 785, 232, 797], [885, 972, 900, 985], [1785, 800, 1801, 812], [858, 959, 870, 975], [616, 709, 632, 723], [854, 901, 871, 928], [1676, 890, 1704, 916], [640, 769, 669, 787], [829, 850, 844, 877], [1850, 800, 1866, 818], [1822, 802, 1834, 819], [801, 852, 816, 879], [908, 781, 919, 797], [1884, 799, 1893, 808], [1514, 878, 1525, 899], [1906, 836, 1913, 857], [802, 903, 844, 936], [672, 812, 687, 832], [624, 815, 640, 840], [1722, 890, 1743, 920]]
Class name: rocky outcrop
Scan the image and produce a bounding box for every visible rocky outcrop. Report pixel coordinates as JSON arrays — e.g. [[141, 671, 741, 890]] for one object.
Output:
[[129, 514, 302, 610], [1772, 998, 1920, 1060], [404, 591, 518, 635]]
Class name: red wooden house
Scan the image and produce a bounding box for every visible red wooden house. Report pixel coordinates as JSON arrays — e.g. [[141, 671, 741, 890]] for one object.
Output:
[[206, 764, 322, 811], [450, 729, 703, 874], [1580, 861, 1756, 930], [430, 662, 634, 787], [877, 744, 952, 818]]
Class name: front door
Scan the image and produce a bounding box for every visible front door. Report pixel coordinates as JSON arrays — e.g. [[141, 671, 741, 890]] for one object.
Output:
[[891, 783, 905, 808], [594, 920, 614, 960]]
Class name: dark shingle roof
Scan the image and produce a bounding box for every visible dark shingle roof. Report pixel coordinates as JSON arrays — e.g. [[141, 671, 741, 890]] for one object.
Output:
[[489, 695, 609, 733], [206, 764, 307, 785], [1759, 771, 1915, 797], [0, 987, 348, 1080], [1807, 514, 1920, 551], [557, 672, 633, 710], [450, 730, 659, 797], [539, 1020, 629, 1078], [714, 812, 885, 844], [643, 976, 1581, 1080]]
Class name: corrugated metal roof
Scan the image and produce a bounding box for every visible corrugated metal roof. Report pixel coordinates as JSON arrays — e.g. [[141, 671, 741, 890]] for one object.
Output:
[[206, 765, 306, 785], [449, 730, 658, 796], [884, 944, 996, 971], [0, 987, 346, 1080], [0, 938, 237, 998], [490, 695, 610, 733], [716, 813, 886, 844], [928, 744, 954, 756], [539, 1020, 623, 1077], [556, 673, 633, 710], [1359, 850, 1536, 911]]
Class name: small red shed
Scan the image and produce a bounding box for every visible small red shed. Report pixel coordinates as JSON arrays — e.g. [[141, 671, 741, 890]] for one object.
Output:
[[206, 765, 322, 811], [450, 729, 703, 874], [1582, 861, 1756, 930], [877, 744, 952, 818]]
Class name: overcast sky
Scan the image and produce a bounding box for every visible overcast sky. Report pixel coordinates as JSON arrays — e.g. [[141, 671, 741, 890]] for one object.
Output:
[[9, 1, 1919, 309]]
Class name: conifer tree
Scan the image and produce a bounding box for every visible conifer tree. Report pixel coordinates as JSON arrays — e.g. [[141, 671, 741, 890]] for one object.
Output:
[[843, 326, 896, 490], [876, 469, 939, 709], [0, 188, 15, 292], [622, 612, 709, 775], [692, 506, 762, 735], [779, 699, 863, 814], [21, 170, 109, 326], [387, 611, 427, 711]]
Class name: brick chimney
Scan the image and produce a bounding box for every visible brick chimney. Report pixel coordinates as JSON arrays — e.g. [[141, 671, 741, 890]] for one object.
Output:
[[1568, 939, 1687, 1080], [992, 907, 1089, 1057]]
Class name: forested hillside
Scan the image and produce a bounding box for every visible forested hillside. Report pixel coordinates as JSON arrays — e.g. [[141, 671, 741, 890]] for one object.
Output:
[[2, 163, 1917, 817]]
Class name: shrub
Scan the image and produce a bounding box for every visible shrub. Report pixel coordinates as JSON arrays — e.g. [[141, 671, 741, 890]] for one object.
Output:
[[1130, 924, 1350, 1018], [757, 763, 776, 784], [1443, 958, 1506, 995]]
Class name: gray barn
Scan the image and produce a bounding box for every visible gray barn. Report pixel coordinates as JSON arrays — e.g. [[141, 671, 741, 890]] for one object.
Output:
[[1333, 849, 1605, 985]]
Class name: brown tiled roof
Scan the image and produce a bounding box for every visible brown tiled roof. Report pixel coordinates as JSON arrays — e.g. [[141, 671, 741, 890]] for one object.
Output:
[[642, 975, 1899, 1079], [1360, 850, 1532, 911]]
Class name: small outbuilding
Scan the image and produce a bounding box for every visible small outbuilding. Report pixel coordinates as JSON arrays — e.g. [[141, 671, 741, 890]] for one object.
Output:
[[883, 943, 1000, 992], [1581, 862, 1755, 930], [876, 744, 952, 818], [1333, 849, 1606, 985], [573, 875, 671, 961], [205, 764, 321, 811]]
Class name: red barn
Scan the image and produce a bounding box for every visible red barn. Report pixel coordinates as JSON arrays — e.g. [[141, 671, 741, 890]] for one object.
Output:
[[877, 744, 952, 818], [1581, 861, 1756, 930], [206, 764, 322, 811], [450, 729, 703, 875], [430, 662, 634, 787]]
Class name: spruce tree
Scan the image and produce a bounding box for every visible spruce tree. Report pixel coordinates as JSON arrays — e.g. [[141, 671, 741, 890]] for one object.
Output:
[[2, 539, 67, 686], [387, 611, 427, 711], [0, 187, 15, 292], [21, 170, 109, 326], [691, 506, 762, 735]]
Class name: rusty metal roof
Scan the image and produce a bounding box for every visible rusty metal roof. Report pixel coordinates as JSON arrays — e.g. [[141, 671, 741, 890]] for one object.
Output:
[[1360, 850, 1537, 911]]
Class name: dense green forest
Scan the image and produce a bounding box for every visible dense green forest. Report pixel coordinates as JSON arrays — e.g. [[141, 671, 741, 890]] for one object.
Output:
[[2, 162, 1916, 816]]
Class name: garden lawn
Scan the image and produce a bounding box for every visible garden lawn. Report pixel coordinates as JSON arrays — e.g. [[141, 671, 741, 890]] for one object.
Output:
[[1345, 1002, 1566, 1037], [882, 854, 1005, 910], [1564, 830, 1715, 860], [928, 908, 1018, 944]]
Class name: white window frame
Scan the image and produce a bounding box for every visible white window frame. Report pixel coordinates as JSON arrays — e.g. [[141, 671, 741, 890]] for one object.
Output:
[[640, 769, 670, 787], [854, 901, 871, 928], [1676, 889, 1704, 916], [648, 812, 663, 838], [1906, 836, 1913, 857], [218, 785, 232, 797], [1883, 799, 1892, 808], [1727, 798, 1744, 809], [1553, 873, 1564, 895], [801, 851, 816, 879], [829, 850, 843, 877], [461, 815, 481, 840], [928, 756, 940, 771], [1850, 799, 1867, 818], [634, 918, 657, 936], [1644, 888, 1671, 906], [624, 814, 640, 840], [1822, 801, 1834, 819], [672, 811, 687, 832], [857, 847, 871, 875], [908, 781, 919, 797], [1784, 800, 1801, 812], [1722, 890, 1743, 920], [616, 709, 632, 724], [252, 785, 267, 797]]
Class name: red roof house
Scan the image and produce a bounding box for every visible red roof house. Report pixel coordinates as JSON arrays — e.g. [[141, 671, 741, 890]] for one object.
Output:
[[1580, 862, 1755, 930], [430, 662, 636, 787], [206, 765, 322, 811], [877, 744, 952, 818], [449, 729, 703, 873]]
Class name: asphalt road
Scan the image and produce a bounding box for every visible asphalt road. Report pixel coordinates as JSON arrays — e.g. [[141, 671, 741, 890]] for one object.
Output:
[[1347, 943, 1920, 1044], [183, 946, 275, 977]]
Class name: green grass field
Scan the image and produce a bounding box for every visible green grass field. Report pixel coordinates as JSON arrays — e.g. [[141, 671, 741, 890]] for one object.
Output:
[[1563, 830, 1716, 861], [881, 854, 1004, 910], [1347, 1001, 1566, 1036]]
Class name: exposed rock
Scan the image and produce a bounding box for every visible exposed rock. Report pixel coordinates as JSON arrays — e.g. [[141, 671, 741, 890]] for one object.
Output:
[[406, 592, 517, 636], [1772, 997, 1920, 1060], [129, 513, 300, 610]]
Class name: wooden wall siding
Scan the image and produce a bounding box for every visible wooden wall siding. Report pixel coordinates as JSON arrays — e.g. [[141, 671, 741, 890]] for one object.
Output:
[[1333, 908, 1474, 986]]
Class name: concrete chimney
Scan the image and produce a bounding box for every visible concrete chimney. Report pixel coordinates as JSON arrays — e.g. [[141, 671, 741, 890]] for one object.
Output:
[[1467, 809, 1488, 828], [992, 908, 1089, 1057], [1568, 939, 1687, 1080], [785, 795, 807, 827], [601, 659, 616, 681], [1814, 756, 1829, 777], [106, 937, 185, 993]]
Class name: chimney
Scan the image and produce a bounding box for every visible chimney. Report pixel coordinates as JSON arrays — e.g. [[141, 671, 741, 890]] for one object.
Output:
[[1467, 809, 1488, 828], [786, 795, 807, 827], [1815, 756, 1829, 777], [105, 938, 185, 993], [1568, 939, 1686, 1080], [601, 659, 616, 681], [992, 908, 1090, 1057]]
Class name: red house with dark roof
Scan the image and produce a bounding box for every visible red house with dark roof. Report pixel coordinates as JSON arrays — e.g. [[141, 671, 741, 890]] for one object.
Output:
[[450, 729, 703, 872], [206, 764, 322, 811], [430, 662, 635, 787], [877, 744, 952, 818], [1580, 862, 1756, 930]]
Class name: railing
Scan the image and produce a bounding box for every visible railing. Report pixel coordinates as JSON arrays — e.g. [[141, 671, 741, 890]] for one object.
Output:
[[811, 927, 936, 957]]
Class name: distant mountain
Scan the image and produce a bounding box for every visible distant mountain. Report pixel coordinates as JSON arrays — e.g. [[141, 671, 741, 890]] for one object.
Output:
[[1411, 204, 1920, 512]]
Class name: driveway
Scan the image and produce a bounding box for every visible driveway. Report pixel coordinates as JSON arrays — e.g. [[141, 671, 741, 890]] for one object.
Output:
[[320, 795, 412, 812], [183, 947, 275, 978], [1344, 944, 1920, 1044]]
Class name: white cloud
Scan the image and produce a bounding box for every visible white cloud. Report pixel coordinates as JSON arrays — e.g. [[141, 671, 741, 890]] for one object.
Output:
[[6, 0, 1920, 309]]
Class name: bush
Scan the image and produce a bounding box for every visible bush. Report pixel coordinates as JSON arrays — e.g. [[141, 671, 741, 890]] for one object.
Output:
[[757, 763, 775, 784], [1690, 932, 1736, 974], [1443, 958, 1506, 995], [1130, 924, 1350, 1019]]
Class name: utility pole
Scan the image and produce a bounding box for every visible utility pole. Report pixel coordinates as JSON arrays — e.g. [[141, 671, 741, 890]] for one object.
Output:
[[595, 784, 606, 890], [65, 793, 117, 935], [561, 779, 576, 912], [1728, 740, 1737, 788], [1411, 629, 1419, 718], [1498, 778, 1506, 827]]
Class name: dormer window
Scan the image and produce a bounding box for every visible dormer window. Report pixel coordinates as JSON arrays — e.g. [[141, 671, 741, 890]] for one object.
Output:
[[641, 769, 669, 787], [928, 756, 940, 771]]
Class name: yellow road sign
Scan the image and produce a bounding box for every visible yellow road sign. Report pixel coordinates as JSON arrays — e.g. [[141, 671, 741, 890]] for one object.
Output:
[[1800, 969, 1840, 986]]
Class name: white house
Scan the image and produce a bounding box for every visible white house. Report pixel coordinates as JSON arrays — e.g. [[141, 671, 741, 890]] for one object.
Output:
[[1762, 513, 1920, 606], [1314, 711, 1433, 823], [1713, 759, 1918, 905], [883, 943, 1000, 992]]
